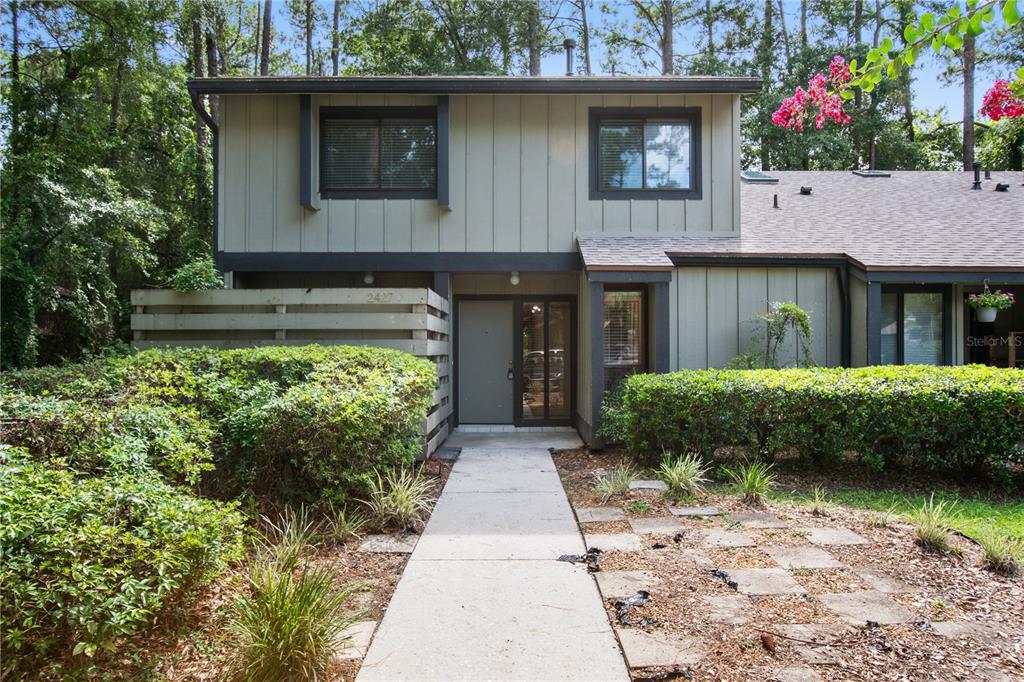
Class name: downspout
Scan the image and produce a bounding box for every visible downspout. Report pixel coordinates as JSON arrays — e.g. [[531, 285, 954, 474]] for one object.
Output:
[[838, 261, 851, 367], [189, 86, 221, 272]]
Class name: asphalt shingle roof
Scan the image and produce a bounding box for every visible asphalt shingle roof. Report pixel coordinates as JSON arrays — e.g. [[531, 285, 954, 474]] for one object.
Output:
[[578, 171, 1024, 272]]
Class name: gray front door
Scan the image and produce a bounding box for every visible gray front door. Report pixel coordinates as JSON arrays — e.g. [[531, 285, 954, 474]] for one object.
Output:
[[458, 300, 515, 424]]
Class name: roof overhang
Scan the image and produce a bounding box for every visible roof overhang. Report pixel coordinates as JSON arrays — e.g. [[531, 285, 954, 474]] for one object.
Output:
[[187, 75, 763, 96]]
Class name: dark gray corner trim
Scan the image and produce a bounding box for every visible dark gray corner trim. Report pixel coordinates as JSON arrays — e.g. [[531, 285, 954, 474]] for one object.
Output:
[[866, 282, 882, 365], [589, 281, 605, 449], [218, 251, 583, 273], [213, 126, 220, 271], [588, 107, 702, 201], [437, 96, 450, 211], [838, 263, 852, 368], [188, 76, 763, 96], [431, 271, 450, 299], [587, 270, 672, 283], [653, 281, 670, 373], [298, 95, 319, 211]]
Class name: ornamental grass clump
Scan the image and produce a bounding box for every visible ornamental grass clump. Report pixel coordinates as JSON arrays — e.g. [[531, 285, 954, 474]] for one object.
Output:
[[975, 528, 1023, 577], [228, 561, 359, 682], [912, 495, 958, 554], [657, 451, 710, 500], [258, 505, 321, 572], [593, 462, 639, 503], [363, 466, 434, 531], [727, 459, 776, 506], [323, 504, 368, 545]]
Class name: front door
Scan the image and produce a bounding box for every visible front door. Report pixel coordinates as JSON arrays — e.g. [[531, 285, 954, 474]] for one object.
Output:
[[458, 300, 515, 424], [518, 300, 573, 424]]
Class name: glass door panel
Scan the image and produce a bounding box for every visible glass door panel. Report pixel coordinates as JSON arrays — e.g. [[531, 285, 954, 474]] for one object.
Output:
[[520, 300, 573, 423]]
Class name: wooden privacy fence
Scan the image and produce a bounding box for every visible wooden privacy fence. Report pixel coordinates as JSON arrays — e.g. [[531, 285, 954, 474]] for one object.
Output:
[[130, 287, 451, 457]]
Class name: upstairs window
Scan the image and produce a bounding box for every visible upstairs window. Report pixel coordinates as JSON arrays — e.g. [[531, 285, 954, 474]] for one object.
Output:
[[319, 107, 436, 199], [589, 107, 701, 200]]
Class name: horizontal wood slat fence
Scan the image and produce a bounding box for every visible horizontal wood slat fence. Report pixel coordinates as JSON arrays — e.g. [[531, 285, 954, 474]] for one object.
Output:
[[130, 287, 451, 457]]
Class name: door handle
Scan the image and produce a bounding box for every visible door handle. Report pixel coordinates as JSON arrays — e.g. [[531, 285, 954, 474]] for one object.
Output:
[[507, 361, 514, 381]]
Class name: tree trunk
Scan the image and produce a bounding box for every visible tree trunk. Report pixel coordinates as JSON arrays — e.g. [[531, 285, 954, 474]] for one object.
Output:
[[661, 0, 674, 75], [799, 0, 807, 48], [897, 0, 914, 141], [254, 0, 261, 75], [305, 0, 313, 76], [853, 0, 863, 165], [10, 0, 19, 141], [260, 0, 272, 76], [579, 0, 592, 75], [110, 60, 125, 132], [527, 1, 540, 75], [206, 30, 219, 123], [705, 0, 715, 62], [962, 32, 976, 170], [758, 0, 772, 170], [332, 0, 341, 76], [775, 0, 791, 69]]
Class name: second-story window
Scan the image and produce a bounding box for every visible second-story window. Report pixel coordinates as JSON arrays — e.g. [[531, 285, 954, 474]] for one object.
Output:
[[320, 107, 436, 199], [589, 107, 701, 200]]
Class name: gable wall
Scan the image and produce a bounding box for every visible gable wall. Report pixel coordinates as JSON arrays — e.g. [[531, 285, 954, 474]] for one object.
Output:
[[218, 93, 741, 255]]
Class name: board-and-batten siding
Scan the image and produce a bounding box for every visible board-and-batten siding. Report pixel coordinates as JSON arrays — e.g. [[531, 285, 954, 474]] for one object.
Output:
[[218, 93, 741, 255], [670, 267, 844, 370]]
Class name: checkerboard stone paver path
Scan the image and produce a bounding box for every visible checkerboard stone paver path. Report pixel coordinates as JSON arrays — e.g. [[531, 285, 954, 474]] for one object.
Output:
[[702, 594, 752, 624], [851, 567, 918, 594], [669, 505, 721, 517], [775, 666, 823, 682], [358, 534, 418, 553], [798, 527, 869, 545], [595, 570, 660, 599], [585, 533, 644, 552], [335, 621, 378, 660], [628, 479, 669, 491], [818, 591, 914, 625], [577, 506, 626, 523], [729, 512, 788, 528], [774, 624, 854, 665], [703, 528, 756, 548], [720, 568, 807, 595], [628, 516, 684, 534], [765, 545, 842, 569], [616, 630, 704, 668]]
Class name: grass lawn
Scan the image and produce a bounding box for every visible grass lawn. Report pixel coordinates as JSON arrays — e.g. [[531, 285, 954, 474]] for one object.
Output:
[[771, 487, 1024, 538]]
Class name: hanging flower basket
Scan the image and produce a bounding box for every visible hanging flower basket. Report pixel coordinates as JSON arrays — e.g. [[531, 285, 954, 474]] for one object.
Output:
[[968, 287, 1015, 323]]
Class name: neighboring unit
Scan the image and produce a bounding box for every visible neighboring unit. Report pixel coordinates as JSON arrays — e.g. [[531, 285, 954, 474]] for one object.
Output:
[[132, 74, 1024, 448]]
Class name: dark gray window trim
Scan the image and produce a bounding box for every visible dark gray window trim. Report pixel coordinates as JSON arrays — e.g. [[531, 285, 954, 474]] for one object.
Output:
[[299, 95, 319, 211], [875, 284, 954, 366], [589, 107, 702, 201], [589, 281, 605, 447], [218, 251, 582, 273], [437, 96, 450, 210], [318, 105, 438, 200]]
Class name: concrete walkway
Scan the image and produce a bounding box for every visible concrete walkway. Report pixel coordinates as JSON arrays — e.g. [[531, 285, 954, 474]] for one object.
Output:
[[357, 431, 628, 682]]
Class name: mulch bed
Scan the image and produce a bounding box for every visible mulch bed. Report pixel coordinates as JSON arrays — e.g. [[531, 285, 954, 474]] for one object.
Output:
[[553, 447, 1024, 681]]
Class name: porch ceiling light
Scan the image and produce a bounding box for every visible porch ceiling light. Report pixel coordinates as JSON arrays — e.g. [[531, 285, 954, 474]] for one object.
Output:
[[510, 271, 521, 286], [363, 271, 375, 285]]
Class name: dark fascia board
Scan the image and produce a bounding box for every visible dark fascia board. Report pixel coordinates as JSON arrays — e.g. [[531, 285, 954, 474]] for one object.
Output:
[[670, 254, 850, 269], [586, 271, 672, 283], [861, 270, 1024, 284], [187, 75, 763, 96], [219, 251, 582, 272]]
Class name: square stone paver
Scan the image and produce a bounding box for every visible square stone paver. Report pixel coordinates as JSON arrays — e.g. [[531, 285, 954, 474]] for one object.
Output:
[[629, 479, 669, 491], [720, 568, 807, 595], [931, 620, 1009, 648], [616, 629, 704, 669], [702, 594, 752, 624], [774, 624, 853, 664], [585, 533, 644, 552], [577, 506, 626, 523], [595, 570, 660, 599], [851, 567, 918, 594], [774, 666, 823, 682], [670, 505, 721, 517], [703, 529, 755, 548], [729, 512, 788, 529], [628, 517, 684, 535], [797, 527, 869, 546], [765, 546, 842, 569], [359, 534, 418, 554], [818, 591, 914, 625], [335, 620, 377, 660]]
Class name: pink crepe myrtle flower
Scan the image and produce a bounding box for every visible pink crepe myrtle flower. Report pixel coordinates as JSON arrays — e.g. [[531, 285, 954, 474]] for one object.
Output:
[[980, 79, 1024, 121], [772, 56, 852, 132]]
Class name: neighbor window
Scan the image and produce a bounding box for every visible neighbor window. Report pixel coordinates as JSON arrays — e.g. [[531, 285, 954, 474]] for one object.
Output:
[[604, 289, 646, 391], [590, 107, 700, 200], [880, 290, 946, 365], [319, 107, 436, 198]]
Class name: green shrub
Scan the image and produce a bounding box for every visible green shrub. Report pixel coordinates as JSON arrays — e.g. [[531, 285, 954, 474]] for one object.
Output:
[[170, 254, 223, 292], [0, 450, 245, 669], [228, 561, 359, 681], [611, 366, 1024, 475]]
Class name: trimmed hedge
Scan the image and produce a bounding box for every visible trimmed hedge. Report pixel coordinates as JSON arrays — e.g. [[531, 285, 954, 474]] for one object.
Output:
[[608, 365, 1024, 475], [0, 345, 436, 672]]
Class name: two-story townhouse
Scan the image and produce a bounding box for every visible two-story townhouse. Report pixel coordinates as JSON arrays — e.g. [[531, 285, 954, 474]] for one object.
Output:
[[177, 75, 1024, 446]]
